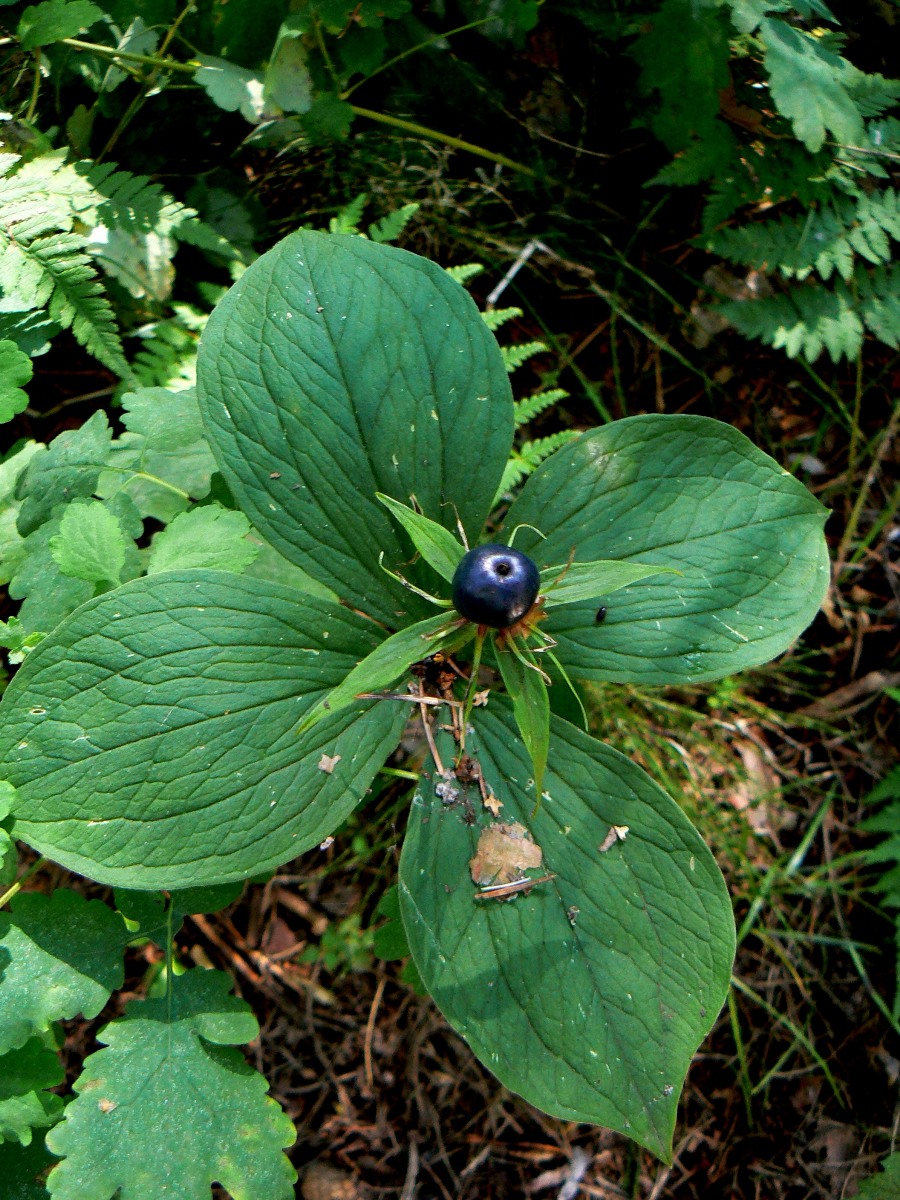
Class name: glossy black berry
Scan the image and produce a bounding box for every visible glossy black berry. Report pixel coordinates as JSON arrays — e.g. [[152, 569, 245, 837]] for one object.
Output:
[[451, 544, 541, 629]]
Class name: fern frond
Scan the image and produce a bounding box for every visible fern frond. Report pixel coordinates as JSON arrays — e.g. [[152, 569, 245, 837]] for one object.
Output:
[[857, 263, 900, 349], [444, 263, 484, 285], [131, 309, 205, 390], [81, 161, 239, 260], [861, 767, 900, 1019], [481, 306, 522, 332], [718, 278, 863, 362], [708, 188, 900, 282], [501, 340, 546, 374], [847, 71, 900, 119], [329, 193, 368, 236], [496, 430, 580, 499], [30, 233, 129, 375], [513, 388, 569, 428], [369, 203, 419, 244]]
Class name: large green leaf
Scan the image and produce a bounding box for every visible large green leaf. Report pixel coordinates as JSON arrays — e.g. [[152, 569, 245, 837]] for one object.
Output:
[[196, 230, 513, 626], [0, 571, 406, 888], [501, 414, 829, 684], [46, 969, 296, 1200], [298, 612, 470, 734], [399, 704, 734, 1159]]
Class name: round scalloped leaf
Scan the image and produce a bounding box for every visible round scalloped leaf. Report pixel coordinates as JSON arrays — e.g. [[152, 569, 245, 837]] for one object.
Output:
[[45, 969, 296, 1200], [399, 703, 734, 1160], [196, 230, 513, 625], [0, 571, 406, 888], [0, 890, 126, 1054], [501, 414, 829, 684]]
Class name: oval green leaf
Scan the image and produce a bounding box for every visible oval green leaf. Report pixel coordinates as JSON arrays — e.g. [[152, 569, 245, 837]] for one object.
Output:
[[399, 702, 735, 1160], [298, 612, 471, 734], [0, 571, 406, 888], [540, 559, 678, 607], [502, 414, 830, 684], [196, 231, 513, 626]]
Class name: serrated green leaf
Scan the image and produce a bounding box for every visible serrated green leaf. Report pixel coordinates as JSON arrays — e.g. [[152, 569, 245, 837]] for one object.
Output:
[[194, 55, 265, 124], [0, 1136, 55, 1198], [49, 500, 129, 585], [857, 1151, 900, 1199], [0, 1037, 65, 1145], [16, 410, 113, 537], [633, 0, 732, 152], [494, 640, 550, 800], [300, 93, 354, 142], [98, 386, 216, 523], [0, 340, 32, 424], [45, 969, 296, 1200], [373, 884, 410, 959], [761, 18, 864, 153], [146, 504, 257, 574], [399, 703, 734, 1160], [8, 518, 94, 635], [540, 560, 678, 607], [501, 415, 830, 685], [17, 0, 102, 49], [0, 571, 407, 888], [0, 890, 126, 1054], [0, 441, 41, 586], [298, 612, 470, 734], [375, 493, 465, 583], [264, 17, 314, 115], [196, 231, 513, 626]]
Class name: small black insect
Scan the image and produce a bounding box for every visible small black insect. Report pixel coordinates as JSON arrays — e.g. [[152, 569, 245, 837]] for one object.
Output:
[[595, 607, 607, 624]]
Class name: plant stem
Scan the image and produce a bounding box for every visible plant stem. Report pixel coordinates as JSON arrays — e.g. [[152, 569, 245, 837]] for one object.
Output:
[[349, 106, 537, 177], [312, 15, 341, 92], [103, 467, 192, 500], [25, 49, 41, 123], [0, 856, 48, 909], [460, 629, 485, 737], [61, 37, 199, 73], [378, 767, 419, 781], [834, 395, 900, 577], [95, 1, 199, 163], [341, 18, 492, 100]]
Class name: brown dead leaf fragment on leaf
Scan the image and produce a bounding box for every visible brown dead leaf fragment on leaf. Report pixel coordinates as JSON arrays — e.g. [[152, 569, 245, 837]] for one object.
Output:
[[317, 753, 341, 774], [598, 825, 629, 852], [469, 821, 543, 886]]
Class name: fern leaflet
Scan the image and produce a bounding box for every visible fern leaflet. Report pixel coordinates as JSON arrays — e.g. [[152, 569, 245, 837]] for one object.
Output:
[[501, 340, 547, 374], [513, 388, 569, 428]]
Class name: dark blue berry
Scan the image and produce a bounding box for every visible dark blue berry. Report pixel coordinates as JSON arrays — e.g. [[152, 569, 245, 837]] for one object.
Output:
[[451, 544, 541, 629]]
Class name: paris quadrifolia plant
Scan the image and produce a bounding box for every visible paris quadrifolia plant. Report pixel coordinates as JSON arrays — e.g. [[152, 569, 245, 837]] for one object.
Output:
[[0, 231, 829, 1190]]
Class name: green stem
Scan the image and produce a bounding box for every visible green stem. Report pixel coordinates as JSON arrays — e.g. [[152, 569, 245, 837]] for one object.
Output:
[[460, 629, 486, 737], [61, 37, 199, 74], [835, 395, 900, 577], [103, 467, 192, 500], [378, 767, 419, 781], [341, 18, 492, 100], [25, 49, 41, 123], [349, 105, 537, 177], [312, 16, 341, 92], [0, 856, 48, 909]]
